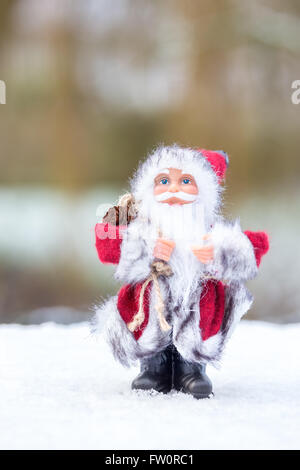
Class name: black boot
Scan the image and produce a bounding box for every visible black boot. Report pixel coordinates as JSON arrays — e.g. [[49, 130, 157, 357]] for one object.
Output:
[[131, 346, 173, 394], [173, 347, 213, 399]]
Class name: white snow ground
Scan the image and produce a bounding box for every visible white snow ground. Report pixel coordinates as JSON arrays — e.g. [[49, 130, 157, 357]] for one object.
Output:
[[0, 320, 299, 450]]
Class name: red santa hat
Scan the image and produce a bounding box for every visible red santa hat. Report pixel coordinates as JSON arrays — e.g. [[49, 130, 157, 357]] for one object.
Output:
[[198, 149, 229, 184]]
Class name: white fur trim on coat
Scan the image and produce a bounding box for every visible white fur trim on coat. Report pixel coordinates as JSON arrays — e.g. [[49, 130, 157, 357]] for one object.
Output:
[[207, 219, 258, 282], [93, 289, 172, 368], [115, 218, 153, 284], [91, 276, 254, 367]]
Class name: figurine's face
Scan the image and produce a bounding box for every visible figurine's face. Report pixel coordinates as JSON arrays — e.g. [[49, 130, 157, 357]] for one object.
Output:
[[153, 168, 198, 205]]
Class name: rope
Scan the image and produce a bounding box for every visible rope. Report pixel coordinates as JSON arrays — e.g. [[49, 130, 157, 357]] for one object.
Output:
[[127, 266, 228, 333], [127, 261, 173, 333], [127, 276, 153, 332]]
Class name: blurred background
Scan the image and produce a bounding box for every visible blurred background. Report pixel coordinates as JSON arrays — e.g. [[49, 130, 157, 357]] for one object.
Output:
[[0, 0, 299, 325]]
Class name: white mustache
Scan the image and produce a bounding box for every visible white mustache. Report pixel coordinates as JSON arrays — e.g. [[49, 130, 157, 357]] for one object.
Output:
[[155, 191, 197, 202]]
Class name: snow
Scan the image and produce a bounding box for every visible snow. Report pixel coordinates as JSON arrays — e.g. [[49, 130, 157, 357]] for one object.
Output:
[[0, 320, 299, 450]]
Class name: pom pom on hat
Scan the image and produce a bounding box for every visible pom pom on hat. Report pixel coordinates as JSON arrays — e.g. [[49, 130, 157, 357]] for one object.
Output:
[[198, 148, 229, 184]]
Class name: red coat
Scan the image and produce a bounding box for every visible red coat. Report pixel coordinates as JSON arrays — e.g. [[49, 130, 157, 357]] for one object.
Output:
[[95, 223, 269, 341]]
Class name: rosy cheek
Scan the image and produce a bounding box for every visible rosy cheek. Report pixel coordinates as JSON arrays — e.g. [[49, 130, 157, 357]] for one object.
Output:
[[154, 185, 168, 195], [182, 183, 198, 194]]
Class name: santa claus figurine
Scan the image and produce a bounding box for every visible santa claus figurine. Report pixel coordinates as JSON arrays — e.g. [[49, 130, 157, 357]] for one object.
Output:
[[92, 145, 269, 399]]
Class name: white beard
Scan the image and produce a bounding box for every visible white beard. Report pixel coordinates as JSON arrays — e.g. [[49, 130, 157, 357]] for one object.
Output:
[[137, 195, 208, 307]]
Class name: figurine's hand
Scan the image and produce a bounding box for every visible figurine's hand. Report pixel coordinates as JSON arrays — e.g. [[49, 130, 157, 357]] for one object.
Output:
[[191, 235, 214, 264], [153, 238, 175, 262]]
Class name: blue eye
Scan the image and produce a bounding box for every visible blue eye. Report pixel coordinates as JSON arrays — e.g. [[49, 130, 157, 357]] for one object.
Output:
[[182, 178, 191, 184], [160, 178, 168, 185]]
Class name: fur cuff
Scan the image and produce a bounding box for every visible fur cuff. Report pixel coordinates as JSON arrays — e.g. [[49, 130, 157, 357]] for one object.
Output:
[[208, 219, 258, 282], [115, 220, 152, 284]]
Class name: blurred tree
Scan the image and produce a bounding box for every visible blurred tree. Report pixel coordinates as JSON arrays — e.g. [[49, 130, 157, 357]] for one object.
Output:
[[0, 0, 299, 193], [46, 24, 90, 190], [0, 1, 16, 43]]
